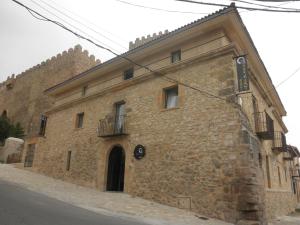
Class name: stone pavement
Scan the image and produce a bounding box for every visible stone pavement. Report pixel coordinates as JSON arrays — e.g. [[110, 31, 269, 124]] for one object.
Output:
[[269, 212, 300, 225], [0, 164, 232, 225]]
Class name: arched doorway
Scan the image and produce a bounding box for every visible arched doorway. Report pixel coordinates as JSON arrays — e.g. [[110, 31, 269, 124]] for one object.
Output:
[[106, 145, 125, 192], [1, 110, 7, 118]]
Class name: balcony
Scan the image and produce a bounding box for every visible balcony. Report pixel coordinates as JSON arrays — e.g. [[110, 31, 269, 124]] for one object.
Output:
[[284, 145, 300, 160], [283, 151, 293, 161], [254, 111, 274, 140], [97, 115, 127, 137], [272, 132, 287, 153]]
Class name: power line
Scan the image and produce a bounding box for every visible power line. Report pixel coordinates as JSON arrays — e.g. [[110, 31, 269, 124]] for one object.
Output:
[[115, 0, 209, 15], [276, 66, 300, 88], [248, 0, 300, 2], [38, 0, 128, 50], [232, 0, 300, 10], [46, 0, 129, 44], [28, 0, 123, 54], [175, 0, 300, 12], [11, 0, 229, 103]]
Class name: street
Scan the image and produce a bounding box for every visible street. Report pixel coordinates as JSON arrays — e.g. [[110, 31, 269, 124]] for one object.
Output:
[[0, 179, 148, 225]]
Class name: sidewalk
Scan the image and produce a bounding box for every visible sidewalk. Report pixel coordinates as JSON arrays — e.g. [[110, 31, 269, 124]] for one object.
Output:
[[269, 212, 300, 225], [0, 164, 232, 225]]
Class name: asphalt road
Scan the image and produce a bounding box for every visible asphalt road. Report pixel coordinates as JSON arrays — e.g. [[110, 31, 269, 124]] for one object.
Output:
[[0, 179, 148, 225]]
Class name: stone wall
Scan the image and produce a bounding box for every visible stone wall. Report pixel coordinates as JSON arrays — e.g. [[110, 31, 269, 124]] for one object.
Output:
[[237, 70, 299, 220], [0, 45, 100, 138], [32, 50, 266, 224], [266, 190, 297, 219], [0, 137, 24, 163]]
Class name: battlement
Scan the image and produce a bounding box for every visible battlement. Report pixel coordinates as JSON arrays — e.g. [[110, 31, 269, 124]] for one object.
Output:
[[129, 30, 169, 50], [0, 45, 101, 88]]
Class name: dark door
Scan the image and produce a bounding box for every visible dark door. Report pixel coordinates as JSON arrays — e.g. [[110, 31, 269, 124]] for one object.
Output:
[[106, 146, 125, 192], [24, 144, 35, 167]]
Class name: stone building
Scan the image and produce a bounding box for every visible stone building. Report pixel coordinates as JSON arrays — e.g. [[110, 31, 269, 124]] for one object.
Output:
[[12, 4, 300, 225], [0, 45, 100, 162]]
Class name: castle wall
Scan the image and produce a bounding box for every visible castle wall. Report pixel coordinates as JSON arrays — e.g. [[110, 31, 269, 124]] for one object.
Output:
[[0, 45, 100, 138]]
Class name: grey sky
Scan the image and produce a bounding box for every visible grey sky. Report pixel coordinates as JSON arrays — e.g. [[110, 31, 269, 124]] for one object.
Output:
[[1, 0, 300, 147]]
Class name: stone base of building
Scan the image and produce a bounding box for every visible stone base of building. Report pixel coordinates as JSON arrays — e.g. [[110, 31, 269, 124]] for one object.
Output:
[[265, 189, 297, 219]]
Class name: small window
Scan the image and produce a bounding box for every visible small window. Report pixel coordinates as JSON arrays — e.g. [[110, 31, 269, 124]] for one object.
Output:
[[164, 86, 178, 109], [284, 167, 288, 182], [82, 86, 88, 96], [6, 83, 13, 90], [123, 68, 134, 80], [171, 50, 181, 63], [76, 112, 84, 128], [278, 166, 282, 187], [66, 151, 72, 171], [39, 115, 47, 136], [1, 110, 7, 118]]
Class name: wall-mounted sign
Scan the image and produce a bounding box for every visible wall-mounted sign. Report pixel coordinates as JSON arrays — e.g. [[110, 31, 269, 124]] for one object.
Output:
[[134, 145, 146, 160], [236, 56, 249, 92]]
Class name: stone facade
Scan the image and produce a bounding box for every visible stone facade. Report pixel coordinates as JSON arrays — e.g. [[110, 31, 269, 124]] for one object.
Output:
[[3, 4, 298, 225], [0, 45, 100, 139]]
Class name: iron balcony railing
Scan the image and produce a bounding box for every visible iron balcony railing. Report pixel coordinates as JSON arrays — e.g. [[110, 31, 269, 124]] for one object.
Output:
[[97, 115, 127, 137], [254, 111, 274, 140], [272, 131, 287, 153]]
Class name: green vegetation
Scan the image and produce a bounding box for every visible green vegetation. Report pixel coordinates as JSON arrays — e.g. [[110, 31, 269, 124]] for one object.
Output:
[[0, 116, 24, 145]]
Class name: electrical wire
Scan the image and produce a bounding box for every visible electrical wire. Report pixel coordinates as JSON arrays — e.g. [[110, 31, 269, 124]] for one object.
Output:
[[28, 0, 123, 54], [276, 66, 300, 88], [11, 0, 229, 103], [175, 0, 300, 12], [248, 0, 300, 2], [45, 0, 129, 44], [115, 0, 209, 15], [38, 0, 128, 50], [232, 0, 300, 10]]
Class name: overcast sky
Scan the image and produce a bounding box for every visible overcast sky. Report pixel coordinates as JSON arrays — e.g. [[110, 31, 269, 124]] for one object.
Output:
[[1, 0, 300, 147]]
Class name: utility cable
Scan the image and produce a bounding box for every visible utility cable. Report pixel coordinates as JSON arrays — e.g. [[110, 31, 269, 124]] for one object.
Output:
[[175, 0, 300, 12], [232, 0, 300, 10], [28, 0, 123, 54], [248, 0, 300, 2], [38, 0, 128, 50], [115, 0, 209, 15], [276, 66, 300, 88], [46, 0, 129, 44]]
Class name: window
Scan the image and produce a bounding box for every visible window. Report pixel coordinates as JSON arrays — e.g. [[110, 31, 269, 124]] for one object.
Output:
[[123, 68, 134, 80], [252, 95, 259, 129], [266, 156, 271, 188], [164, 86, 178, 109], [1, 110, 7, 118], [6, 83, 13, 90], [258, 153, 262, 169], [24, 144, 35, 167], [284, 167, 288, 182], [171, 50, 181, 63], [66, 151, 72, 171], [76, 112, 84, 128], [82, 86, 88, 96], [115, 102, 125, 134], [39, 115, 47, 136], [278, 166, 282, 187]]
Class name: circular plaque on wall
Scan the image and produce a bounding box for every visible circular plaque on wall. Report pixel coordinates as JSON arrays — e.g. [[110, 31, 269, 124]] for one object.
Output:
[[134, 145, 146, 160]]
